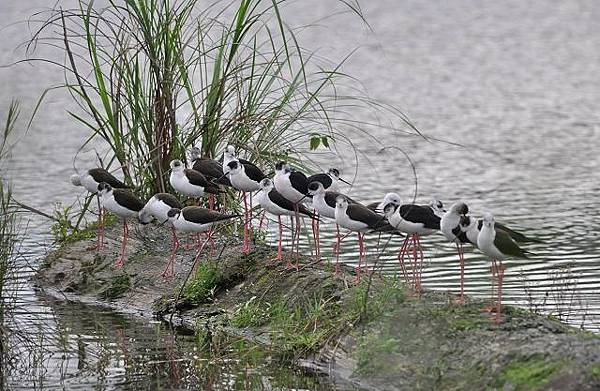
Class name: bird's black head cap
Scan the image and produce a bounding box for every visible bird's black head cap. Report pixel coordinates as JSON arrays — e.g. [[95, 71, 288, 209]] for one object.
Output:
[[97, 182, 112, 192], [167, 208, 181, 218]]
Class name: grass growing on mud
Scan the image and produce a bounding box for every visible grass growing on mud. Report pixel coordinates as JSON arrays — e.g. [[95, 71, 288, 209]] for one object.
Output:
[[494, 355, 564, 390], [184, 262, 222, 305], [229, 276, 406, 357]]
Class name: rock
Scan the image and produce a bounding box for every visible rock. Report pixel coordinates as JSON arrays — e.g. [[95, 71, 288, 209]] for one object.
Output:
[[35, 222, 600, 390]]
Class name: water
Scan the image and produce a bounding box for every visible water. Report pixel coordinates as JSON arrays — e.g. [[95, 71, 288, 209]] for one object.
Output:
[[2, 0, 600, 388]]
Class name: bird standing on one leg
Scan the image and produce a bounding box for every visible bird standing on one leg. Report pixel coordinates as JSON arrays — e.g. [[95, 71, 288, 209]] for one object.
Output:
[[97, 182, 144, 268], [440, 202, 472, 304]]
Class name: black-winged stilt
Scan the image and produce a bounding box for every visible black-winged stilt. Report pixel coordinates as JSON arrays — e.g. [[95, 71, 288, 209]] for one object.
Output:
[[382, 200, 440, 292], [306, 168, 350, 192], [139, 193, 183, 224], [169, 159, 222, 202], [459, 208, 542, 246], [429, 198, 446, 218], [306, 181, 360, 267], [189, 147, 231, 209], [366, 192, 402, 213], [97, 182, 144, 268], [71, 168, 130, 251], [221, 145, 260, 175], [477, 212, 530, 323], [273, 161, 310, 256], [164, 206, 240, 277], [256, 178, 315, 268], [440, 202, 472, 303], [225, 160, 267, 254], [334, 196, 390, 283], [139, 193, 183, 266]]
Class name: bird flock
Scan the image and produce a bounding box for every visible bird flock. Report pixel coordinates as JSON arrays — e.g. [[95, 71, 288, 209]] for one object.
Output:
[[71, 145, 540, 323]]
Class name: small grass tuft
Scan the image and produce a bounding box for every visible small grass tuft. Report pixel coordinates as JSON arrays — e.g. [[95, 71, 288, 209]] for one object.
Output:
[[99, 274, 131, 300], [354, 330, 399, 376], [496, 356, 563, 390], [590, 364, 600, 378], [231, 296, 269, 328], [184, 262, 222, 305]]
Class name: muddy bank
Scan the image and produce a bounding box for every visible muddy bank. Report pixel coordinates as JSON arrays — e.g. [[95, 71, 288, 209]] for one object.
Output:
[[36, 223, 600, 390]]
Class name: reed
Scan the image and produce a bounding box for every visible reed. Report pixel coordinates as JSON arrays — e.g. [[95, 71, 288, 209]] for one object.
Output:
[[25, 0, 419, 199], [0, 101, 20, 385]]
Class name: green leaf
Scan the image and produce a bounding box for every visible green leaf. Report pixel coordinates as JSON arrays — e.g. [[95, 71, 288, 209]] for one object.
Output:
[[321, 136, 330, 148], [310, 136, 321, 150]]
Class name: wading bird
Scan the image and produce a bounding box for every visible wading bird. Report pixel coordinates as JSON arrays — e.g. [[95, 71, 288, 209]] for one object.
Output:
[[383, 200, 440, 291], [273, 161, 309, 256], [306, 181, 360, 267], [256, 178, 315, 268], [164, 207, 240, 277], [71, 168, 130, 250], [440, 202, 472, 303], [225, 160, 267, 254], [97, 182, 144, 268], [335, 196, 390, 283], [169, 159, 223, 203], [306, 168, 350, 192], [477, 212, 530, 323]]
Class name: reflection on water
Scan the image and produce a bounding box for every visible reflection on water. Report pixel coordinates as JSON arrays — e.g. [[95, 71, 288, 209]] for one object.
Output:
[[7, 295, 351, 390], [2, 0, 600, 388]]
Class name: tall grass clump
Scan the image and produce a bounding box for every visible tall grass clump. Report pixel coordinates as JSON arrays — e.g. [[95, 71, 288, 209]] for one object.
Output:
[[0, 101, 21, 386], [25, 0, 419, 199]]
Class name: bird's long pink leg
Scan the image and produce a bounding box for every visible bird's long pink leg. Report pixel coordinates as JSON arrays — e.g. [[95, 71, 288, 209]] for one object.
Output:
[[310, 214, 316, 260], [96, 206, 105, 251], [334, 224, 342, 274], [316, 216, 321, 263], [485, 259, 498, 314], [162, 228, 180, 278], [310, 213, 320, 262], [397, 236, 410, 285], [352, 232, 365, 284], [115, 220, 128, 268], [294, 204, 301, 258], [410, 234, 418, 291], [289, 215, 295, 256], [191, 229, 215, 267], [89, 197, 104, 251], [416, 234, 424, 293], [495, 260, 505, 323], [258, 210, 266, 231], [242, 191, 250, 254], [277, 215, 283, 261], [457, 242, 465, 304]]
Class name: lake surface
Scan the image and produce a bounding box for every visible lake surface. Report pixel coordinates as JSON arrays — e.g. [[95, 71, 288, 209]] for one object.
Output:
[[2, 0, 600, 388]]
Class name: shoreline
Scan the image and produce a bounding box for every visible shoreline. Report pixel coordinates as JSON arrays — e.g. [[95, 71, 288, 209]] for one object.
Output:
[[35, 222, 600, 390]]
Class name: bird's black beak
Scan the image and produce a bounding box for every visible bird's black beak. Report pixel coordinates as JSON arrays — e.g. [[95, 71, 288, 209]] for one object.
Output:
[[298, 194, 309, 203], [156, 219, 170, 228], [213, 172, 229, 184], [339, 177, 351, 185]]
